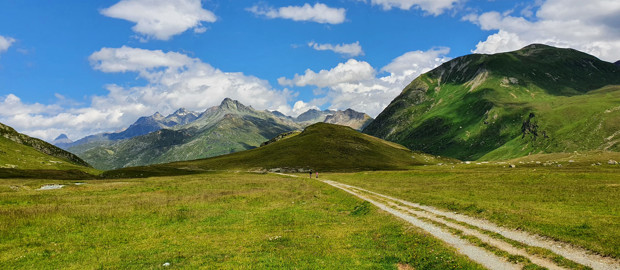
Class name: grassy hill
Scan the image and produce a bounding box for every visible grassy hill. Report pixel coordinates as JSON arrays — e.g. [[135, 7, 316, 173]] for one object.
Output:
[[364, 44, 620, 161], [104, 123, 449, 178], [0, 123, 98, 178]]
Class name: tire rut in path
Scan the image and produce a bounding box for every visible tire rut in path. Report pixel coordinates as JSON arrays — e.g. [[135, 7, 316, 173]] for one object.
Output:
[[338, 182, 620, 270], [323, 179, 521, 270], [274, 173, 620, 270]]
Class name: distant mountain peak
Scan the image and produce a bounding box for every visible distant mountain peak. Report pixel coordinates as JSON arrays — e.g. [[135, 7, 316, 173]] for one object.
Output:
[[54, 134, 69, 140], [152, 112, 164, 119], [324, 109, 373, 130], [173, 108, 190, 115], [52, 133, 74, 147], [219, 98, 252, 112]]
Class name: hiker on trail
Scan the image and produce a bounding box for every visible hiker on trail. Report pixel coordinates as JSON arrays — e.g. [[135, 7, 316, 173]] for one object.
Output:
[[315, 172, 319, 178], [309, 171, 312, 178]]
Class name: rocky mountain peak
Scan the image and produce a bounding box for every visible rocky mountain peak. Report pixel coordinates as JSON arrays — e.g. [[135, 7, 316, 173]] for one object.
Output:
[[324, 109, 373, 130], [173, 108, 190, 116], [54, 134, 69, 140], [52, 133, 74, 146], [219, 98, 253, 113], [152, 112, 164, 120]]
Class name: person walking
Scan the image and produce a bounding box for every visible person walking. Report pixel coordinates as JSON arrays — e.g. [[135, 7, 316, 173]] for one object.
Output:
[[309, 171, 312, 178], [315, 172, 319, 178]]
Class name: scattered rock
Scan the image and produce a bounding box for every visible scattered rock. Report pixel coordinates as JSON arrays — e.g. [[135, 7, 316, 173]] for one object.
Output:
[[162, 262, 170, 267], [508, 164, 516, 168], [557, 164, 563, 168], [608, 160, 618, 165], [568, 160, 575, 163]]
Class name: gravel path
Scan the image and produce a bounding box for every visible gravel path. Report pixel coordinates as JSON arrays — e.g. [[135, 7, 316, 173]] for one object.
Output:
[[274, 173, 620, 270], [323, 179, 521, 270], [341, 183, 620, 270]]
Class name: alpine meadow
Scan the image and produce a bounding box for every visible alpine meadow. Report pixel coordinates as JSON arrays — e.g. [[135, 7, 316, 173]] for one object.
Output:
[[1, 0, 619, 269]]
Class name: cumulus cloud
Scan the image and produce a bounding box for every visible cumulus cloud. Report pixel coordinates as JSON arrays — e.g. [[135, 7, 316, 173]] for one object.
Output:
[[0, 35, 15, 55], [247, 3, 346, 24], [279, 48, 451, 116], [467, 0, 620, 62], [291, 100, 321, 116], [308, 41, 364, 57], [0, 47, 295, 141], [101, 0, 217, 40], [278, 59, 375, 88], [369, 0, 461, 15]]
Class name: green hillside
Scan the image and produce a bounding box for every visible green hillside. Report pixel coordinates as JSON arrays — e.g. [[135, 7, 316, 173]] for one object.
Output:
[[0, 123, 98, 178], [364, 44, 620, 161], [104, 123, 449, 178]]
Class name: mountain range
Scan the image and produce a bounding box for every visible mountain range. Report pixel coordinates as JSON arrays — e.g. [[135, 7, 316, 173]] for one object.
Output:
[[364, 44, 620, 161], [103, 123, 449, 178], [61, 98, 373, 170], [8, 43, 620, 173]]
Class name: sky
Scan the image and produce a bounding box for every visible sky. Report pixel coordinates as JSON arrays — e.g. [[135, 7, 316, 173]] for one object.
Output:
[[0, 0, 619, 141]]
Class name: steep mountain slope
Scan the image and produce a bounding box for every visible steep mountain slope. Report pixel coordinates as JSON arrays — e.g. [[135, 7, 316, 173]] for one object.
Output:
[[364, 44, 620, 161], [104, 123, 449, 178], [0, 122, 97, 178], [77, 99, 301, 170], [1, 122, 91, 168]]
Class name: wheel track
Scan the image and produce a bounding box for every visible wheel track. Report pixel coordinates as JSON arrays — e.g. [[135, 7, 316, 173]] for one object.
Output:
[[273, 173, 620, 270]]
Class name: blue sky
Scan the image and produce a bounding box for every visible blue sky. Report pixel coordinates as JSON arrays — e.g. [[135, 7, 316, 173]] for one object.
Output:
[[1, 0, 619, 141]]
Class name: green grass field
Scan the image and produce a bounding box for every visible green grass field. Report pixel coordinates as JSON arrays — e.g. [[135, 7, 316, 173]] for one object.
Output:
[[0, 172, 483, 269], [325, 161, 620, 259]]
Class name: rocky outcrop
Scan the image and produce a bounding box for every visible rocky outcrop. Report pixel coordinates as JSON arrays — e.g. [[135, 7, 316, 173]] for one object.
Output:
[[324, 109, 373, 130]]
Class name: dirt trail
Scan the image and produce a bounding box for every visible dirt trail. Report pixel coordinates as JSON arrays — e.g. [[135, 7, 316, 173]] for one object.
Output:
[[274, 173, 620, 270]]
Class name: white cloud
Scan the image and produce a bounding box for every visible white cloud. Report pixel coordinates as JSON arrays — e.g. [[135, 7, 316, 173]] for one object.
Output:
[[291, 100, 320, 116], [0, 47, 295, 141], [279, 48, 451, 117], [369, 0, 461, 15], [89, 46, 193, 72], [308, 41, 364, 57], [278, 59, 376, 88], [467, 0, 620, 62], [247, 3, 346, 24], [101, 0, 216, 41], [0, 35, 15, 55]]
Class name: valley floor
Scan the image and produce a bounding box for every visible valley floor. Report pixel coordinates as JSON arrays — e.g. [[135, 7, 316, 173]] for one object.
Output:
[[1, 163, 618, 269], [0, 172, 482, 269]]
